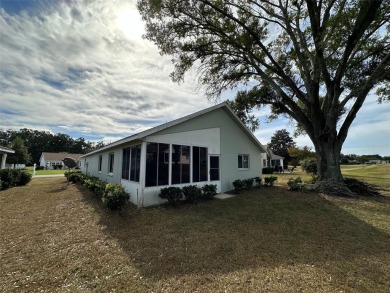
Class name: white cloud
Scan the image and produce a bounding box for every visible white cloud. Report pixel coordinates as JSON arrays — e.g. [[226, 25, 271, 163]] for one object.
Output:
[[0, 0, 389, 155], [0, 0, 210, 139]]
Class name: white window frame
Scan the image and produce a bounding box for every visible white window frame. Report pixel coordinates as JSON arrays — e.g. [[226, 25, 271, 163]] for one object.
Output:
[[98, 155, 102, 173], [238, 154, 249, 170], [108, 152, 114, 175]]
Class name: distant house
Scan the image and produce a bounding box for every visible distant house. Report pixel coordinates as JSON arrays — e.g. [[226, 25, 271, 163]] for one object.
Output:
[[0, 146, 15, 169], [81, 102, 267, 207], [367, 159, 389, 164], [39, 152, 83, 169], [262, 146, 284, 168]]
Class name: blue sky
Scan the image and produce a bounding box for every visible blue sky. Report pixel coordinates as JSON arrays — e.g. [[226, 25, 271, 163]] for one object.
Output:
[[0, 0, 389, 155]]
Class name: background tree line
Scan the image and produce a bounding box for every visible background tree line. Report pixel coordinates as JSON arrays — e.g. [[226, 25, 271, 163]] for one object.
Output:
[[0, 129, 105, 165]]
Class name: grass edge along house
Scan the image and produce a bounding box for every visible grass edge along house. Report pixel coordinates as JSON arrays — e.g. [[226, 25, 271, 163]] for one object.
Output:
[[81, 102, 267, 207]]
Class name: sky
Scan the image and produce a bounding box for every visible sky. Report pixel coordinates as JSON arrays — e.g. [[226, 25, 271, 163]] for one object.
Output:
[[0, 0, 389, 156]]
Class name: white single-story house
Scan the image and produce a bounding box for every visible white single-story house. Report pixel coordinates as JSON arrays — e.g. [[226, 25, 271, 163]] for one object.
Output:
[[261, 146, 284, 168], [81, 102, 267, 207], [0, 146, 15, 169], [39, 152, 83, 169]]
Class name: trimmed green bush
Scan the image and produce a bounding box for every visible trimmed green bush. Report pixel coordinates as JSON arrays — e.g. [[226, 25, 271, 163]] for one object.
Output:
[[201, 184, 217, 200], [17, 170, 32, 186], [182, 185, 202, 203], [102, 184, 129, 210], [232, 179, 244, 194], [0, 169, 15, 189], [287, 177, 303, 191], [159, 187, 183, 206], [264, 176, 278, 186], [244, 178, 254, 190], [0, 169, 32, 189], [301, 159, 317, 175], [254, 177, 262, 187], [84, 176, 106, 197]]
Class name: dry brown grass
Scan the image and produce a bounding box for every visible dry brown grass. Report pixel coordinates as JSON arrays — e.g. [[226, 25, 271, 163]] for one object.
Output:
[[1, 177, 389, 292]]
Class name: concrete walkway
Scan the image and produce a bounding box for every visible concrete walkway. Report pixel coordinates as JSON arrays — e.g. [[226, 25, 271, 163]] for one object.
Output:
[[215, 193, 236, 200], [32, 174, 65, 178]]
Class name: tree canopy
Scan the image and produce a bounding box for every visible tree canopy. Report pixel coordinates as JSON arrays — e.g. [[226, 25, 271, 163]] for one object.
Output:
[[138, 0, 389, 195], [0, 129, 105, 164], [269, 129, 296, 165], [6, 137, 32, 165]]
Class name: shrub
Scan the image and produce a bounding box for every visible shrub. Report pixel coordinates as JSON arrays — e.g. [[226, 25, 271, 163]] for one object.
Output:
[[264, 176, 278, 186], [254, 177, 262, 187], [262, 167, 274, 174], [201, 184, 217, 200], [232, 179, 245, 194], [244, 178, 254, 190], [301, 159, 317, 175], [182, 185, 202, 203], [287, 177, 303, 191], [84, 176, 106, 197], [17, 170, 32, 186], [159, 187, 183, 206], [102, 184, 129, 210], [0, 169, 15, 189], [67, 171, 84, 183], [36, 166, 45, 170], [0, 169, 31, 189]]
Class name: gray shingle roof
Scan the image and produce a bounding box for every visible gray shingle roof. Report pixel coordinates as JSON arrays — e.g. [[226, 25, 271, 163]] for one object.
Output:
[[41, 152, 83, 162]]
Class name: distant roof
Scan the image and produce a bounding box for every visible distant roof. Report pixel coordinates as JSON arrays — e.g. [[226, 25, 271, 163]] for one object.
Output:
[[265, 145, 284, 160], [41, 152, 84, 161], [0, 146, 15, 154], [83, 102, 267, 157]]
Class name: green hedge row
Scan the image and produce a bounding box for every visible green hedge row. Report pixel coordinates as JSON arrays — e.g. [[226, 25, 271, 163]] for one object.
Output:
[[159, 184, 217, 207], [65, 171, 129, 210], [0, 169, 32, 189]]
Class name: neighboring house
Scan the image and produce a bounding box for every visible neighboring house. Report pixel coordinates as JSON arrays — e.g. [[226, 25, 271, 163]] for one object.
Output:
[[367, 160, 389, 164], [261, 146, 284, 168], [39, 152, 83, 169], [0, 146, 15, 169], [81, 102, 267, 207]]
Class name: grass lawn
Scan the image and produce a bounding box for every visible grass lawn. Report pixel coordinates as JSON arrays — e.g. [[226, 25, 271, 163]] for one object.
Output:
[[271, 164, 390, 190], [1, 178, 389, 292], [341, 164, 390, 189], [25, 166, 67, 175]]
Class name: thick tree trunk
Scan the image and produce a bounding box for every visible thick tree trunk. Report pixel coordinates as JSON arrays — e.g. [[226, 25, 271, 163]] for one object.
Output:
[[312, 137, 356, 197]]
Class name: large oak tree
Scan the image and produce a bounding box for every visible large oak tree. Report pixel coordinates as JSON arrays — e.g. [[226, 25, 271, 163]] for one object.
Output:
[[138, 0, 390, 195]]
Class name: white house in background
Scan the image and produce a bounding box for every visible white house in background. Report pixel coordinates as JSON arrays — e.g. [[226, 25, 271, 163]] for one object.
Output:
[[39, 152, 83, 169], [261, 146, 284, 168], [0, 146, 15, 169], [81, 102, 267, 207]]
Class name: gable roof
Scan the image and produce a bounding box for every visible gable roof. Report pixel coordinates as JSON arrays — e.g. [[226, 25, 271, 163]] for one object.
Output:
[[41, 152, 84, 162], [265, 146, 284, 160], [82, 102, 266, 157], [0, 146, 15, 154]]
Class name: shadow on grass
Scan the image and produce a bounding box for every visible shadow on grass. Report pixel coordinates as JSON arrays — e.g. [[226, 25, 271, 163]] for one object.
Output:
[[76, 184, 390, 281]]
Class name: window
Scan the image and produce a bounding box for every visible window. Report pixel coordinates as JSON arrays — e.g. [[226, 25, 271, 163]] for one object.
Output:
[[210, 156, 220, 181], [172, 144, 190, 184], [193, 146, 208, 182], [122, 148, 130, 179], [238, 154, 249, 169], [263, 159, 267, 167], [108, 153, 114, 173], [145, 142, 169, 187], [130, 145, 141, 182], [98, 155, 102, 172], [122, 145, 141, 182]]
